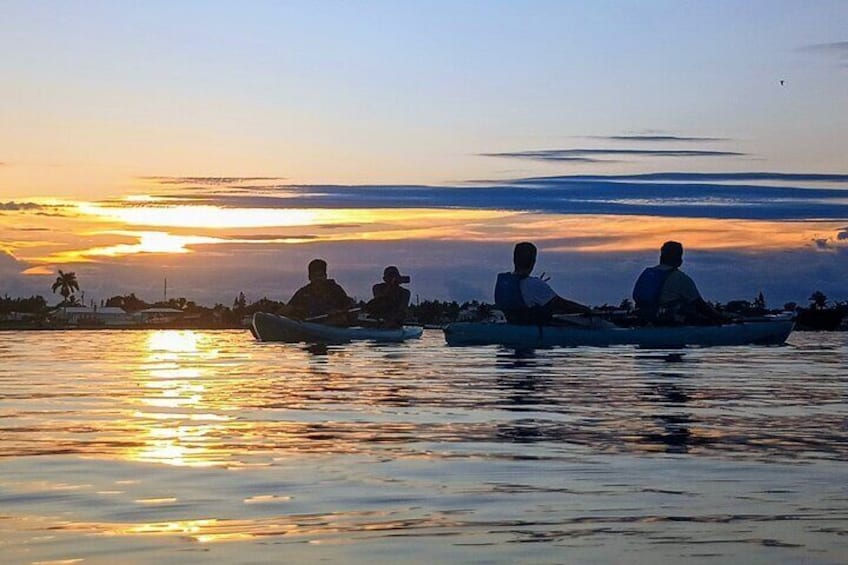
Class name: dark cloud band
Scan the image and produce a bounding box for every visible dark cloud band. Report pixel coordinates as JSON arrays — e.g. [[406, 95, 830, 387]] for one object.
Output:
[[130, 172, 848, 223], [481, 148, 745, 162], [592, 135, 729, 142]]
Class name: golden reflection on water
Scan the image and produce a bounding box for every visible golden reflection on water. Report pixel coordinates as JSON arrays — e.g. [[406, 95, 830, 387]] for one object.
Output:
[[146, 329, 202, 353], [44, 511, 463, 544], [1, 331, 847, 561], [124, 330, 232, 468]]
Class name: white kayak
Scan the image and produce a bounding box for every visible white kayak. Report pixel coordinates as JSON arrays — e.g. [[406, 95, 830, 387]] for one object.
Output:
[[443, 320, 794, 348], [251, 312, 424, 343]]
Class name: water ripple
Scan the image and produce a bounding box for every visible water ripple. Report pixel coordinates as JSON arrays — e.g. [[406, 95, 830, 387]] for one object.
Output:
[[0, 329, 846, 563]]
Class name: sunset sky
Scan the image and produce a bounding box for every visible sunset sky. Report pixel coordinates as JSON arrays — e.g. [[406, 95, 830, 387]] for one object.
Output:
[[1, 1, 847, 307]]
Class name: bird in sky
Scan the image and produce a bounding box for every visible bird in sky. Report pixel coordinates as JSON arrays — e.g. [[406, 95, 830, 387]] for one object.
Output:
[[780, 80, 785, 86]]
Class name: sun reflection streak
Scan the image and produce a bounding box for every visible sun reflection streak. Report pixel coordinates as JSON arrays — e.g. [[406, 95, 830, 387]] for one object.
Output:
[[38, 511, 465, 544], [147, 330, 200, 352], [122, 331, 235, 468]]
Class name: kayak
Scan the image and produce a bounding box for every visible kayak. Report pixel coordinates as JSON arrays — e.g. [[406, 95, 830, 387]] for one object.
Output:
[[443, 319, 794, 348], [251, 312, 424, 343]]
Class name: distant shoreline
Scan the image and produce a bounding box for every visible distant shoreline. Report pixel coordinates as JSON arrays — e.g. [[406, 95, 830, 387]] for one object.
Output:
[[0, 323, 247, 331]]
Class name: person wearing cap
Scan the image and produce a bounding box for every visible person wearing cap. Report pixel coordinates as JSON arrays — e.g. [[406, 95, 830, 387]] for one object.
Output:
[[286, 258, 354, 325], [364, 266, 411, 328], [494, 242, 591, 325], [632, 241, 724, 325]]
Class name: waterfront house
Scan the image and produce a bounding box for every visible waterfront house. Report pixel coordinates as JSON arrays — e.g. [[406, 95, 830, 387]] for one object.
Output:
[[51, 306, 134, 327], [135, 307, 183, 325], [0, 311, 37, 322]]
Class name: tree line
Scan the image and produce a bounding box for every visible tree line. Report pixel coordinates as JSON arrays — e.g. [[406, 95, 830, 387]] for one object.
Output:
[[0, 269, 845, 327]]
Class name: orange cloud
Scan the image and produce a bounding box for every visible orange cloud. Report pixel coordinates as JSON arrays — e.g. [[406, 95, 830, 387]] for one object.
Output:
[[21, 265, 54, 276]]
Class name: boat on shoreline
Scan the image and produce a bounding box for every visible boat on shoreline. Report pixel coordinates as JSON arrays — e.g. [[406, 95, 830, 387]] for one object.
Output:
[[251, 312, 424, 343], [443, 319, 794, 348]]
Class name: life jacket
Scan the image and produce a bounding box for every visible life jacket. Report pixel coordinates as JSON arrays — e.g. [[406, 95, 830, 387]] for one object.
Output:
[[494, 272, 526, 312], [291, 279, 351, 319], [495, 272, 552, 324], [632, 266, 675, 320]]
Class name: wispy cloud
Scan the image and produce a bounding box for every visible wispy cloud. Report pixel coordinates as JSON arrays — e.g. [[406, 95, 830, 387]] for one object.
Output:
[[1, 201, 45, 211], [481, 148, 745, 162], [484, 154, 605, 163], [221, 233, 319, 241], [20, 265, 54, 276], [801, 41, 848, 53], [140, 176, 287, 186], [524, 172, 848, 183], [591, 135, 729, 142], [800, 41, 848, 65]]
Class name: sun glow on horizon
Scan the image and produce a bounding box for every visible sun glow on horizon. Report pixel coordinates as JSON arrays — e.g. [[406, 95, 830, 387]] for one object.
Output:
[[11, 211, 846, 269], [79, 203, 365, 229], [76, 202, 511, 230], [37, 232, 223, 262], [14, 204, 512, 264], [4, 193, 845, 278]]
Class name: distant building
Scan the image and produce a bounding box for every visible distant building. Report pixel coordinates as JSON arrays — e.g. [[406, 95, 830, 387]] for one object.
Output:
[[51, 306, 134, 326], [0, 311, 37, 322], [136, 307, 183, 325]]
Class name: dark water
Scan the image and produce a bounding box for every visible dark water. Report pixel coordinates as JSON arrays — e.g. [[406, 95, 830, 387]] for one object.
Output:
[[0, 329, 846, 564]]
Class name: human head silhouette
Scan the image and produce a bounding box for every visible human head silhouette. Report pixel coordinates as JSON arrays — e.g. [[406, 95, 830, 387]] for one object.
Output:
[[660, 241, 684, 268], [513, 242, 537, 274], [382, 265, 410, 284], [308, 258, 328, 281]]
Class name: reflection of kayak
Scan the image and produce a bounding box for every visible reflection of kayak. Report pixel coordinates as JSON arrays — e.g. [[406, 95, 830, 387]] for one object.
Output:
[[251, 313, 424, 343], [443, 320, 794, 348]]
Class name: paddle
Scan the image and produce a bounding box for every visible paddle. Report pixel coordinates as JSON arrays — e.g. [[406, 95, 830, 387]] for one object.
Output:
[[553, 314, 617, 329], [304, 308, 362, 322]]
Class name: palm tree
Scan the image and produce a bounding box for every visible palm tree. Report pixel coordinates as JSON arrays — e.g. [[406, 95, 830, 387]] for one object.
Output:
[[809, 290, 828, 310], [51, 270, 80, 305]]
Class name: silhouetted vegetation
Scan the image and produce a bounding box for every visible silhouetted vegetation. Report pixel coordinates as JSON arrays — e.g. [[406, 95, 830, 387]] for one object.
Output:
[[0, 295, 48, 315], [104, 293, 150, 311], [408, 300, 462, 325], [796, 290, 847, 331], [809, 290, 828, 310], [0, 287, 845, 330]]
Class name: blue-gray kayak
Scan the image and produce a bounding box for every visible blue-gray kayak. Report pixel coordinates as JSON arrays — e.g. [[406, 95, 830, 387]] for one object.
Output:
[[443, 320, 794, 348], [252, 312, 424, 343]]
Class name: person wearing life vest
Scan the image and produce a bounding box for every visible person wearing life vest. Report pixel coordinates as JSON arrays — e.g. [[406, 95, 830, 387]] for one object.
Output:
[[494, 241, 591, 325], [632, 241, 724, 325], [286, 259, 355, 325]]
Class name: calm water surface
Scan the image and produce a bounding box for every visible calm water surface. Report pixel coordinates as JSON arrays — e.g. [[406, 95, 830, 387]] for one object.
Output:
[[0, 329, 846, 564]]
